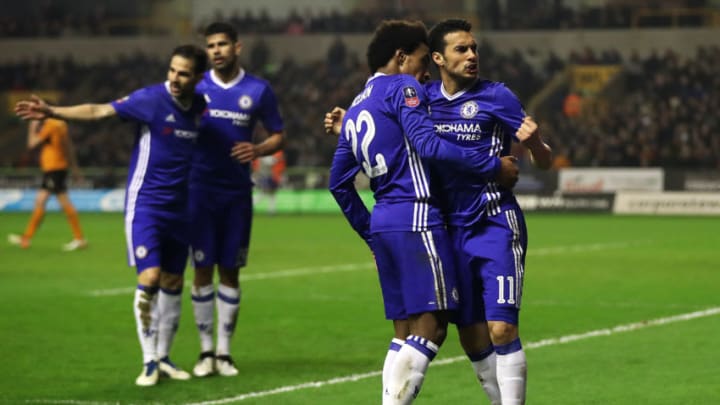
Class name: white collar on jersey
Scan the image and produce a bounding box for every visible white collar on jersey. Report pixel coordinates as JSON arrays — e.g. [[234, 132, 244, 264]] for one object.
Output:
[[440, 81, 470, 101], [210, 68, 246, 89], [366, 72, 386, 84], [164, 81, 193, 111]]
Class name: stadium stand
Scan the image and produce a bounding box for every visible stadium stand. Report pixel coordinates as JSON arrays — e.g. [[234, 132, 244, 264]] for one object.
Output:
[[1, 1, 719, 190]]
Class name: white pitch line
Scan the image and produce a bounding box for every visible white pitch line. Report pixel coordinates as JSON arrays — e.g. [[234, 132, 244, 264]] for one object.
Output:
[[531, 240, 649, 256], [27, 306, 720, 405], [87, 241, 644, 297], [87, 262, 375, 297], [24, 401, 120, 405], [183, 306, 720, 405]]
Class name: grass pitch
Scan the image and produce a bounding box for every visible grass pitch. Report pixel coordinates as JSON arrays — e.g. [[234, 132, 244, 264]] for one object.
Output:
[[1, 212, 718, 404]]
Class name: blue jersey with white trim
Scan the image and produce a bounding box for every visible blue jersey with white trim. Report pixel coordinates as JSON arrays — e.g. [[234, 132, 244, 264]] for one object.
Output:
[[191, 69, 284, 194], [111, 82, 206, 218], [426, 79, 524, 225], [329, 73, 501, 241]]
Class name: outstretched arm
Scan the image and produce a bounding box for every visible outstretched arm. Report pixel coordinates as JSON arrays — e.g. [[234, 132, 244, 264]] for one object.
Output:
[[516, 116, 552, 170], [15, 95, 116, 121]]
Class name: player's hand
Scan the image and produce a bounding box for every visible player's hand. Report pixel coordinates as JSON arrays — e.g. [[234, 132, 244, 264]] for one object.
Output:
[[15, 95, 53, 121], [230, 142, 257, 163], [496, 155, 519, 189], [323, 107, 345, 136], [515, 116, 539, 143]]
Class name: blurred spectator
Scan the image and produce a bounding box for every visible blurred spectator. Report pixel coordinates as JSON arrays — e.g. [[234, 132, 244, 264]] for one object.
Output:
[[1, 1, 718, 38], [545, 45, 720, 168], [248, 37, 271, 73], [326, 36, 348, 78], [563, 91, 583, 118], [1, 39, 718, 177]]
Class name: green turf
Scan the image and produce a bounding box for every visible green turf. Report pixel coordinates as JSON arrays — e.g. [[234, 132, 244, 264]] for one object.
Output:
[[0, 212, 718, 404]]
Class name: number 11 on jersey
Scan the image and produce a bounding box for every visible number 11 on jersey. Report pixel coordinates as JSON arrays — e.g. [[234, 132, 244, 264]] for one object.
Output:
[[496, 275, 516, 304]]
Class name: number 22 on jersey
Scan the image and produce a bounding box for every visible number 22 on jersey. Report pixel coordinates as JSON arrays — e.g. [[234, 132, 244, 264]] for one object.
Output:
[[344, 110, 387, 178]]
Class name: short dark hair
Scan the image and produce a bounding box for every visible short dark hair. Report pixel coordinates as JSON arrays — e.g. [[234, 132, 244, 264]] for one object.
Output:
[[204, 21, 238, 43], [428, 19, 472, 54], [171, 44, 208, 75], [366, 20, 428, 73]]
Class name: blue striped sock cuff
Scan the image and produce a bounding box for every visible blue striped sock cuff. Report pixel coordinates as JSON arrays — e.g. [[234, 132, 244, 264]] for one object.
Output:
[[217, 290, 240, 304], [191, 292, 215, 302], [389, 338, 405, 352], [217, 285, 240, 304], [406, 335, 439, 361], [191, 284, 215, 301], [494, 338, 523, 355]]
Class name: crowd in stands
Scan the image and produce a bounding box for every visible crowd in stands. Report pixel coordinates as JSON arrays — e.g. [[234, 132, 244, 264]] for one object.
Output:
[[0, 2, 141, 38], [195, 8, 433, 36], [200, 1, 715, 35], [546, 45, 719, 168], [1, 1, 716, 38], [1, 35, 718, 176], [481, 0, 713, 31]]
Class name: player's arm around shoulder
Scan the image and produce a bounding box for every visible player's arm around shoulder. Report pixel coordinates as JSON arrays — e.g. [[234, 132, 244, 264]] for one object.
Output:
[[516, 116, 552, 170]]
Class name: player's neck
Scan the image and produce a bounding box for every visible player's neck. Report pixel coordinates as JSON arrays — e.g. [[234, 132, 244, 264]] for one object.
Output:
[[214, 65, 241, 83], [376, 67, 398, 76], [377, 57, 401, 76], [442, 76, 476, 96], [175, 94, 194, 109]]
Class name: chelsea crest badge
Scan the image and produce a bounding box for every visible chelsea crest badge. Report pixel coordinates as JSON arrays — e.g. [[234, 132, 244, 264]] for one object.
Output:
[[460, 101, 479, 119], [238, 95, 253, 109]]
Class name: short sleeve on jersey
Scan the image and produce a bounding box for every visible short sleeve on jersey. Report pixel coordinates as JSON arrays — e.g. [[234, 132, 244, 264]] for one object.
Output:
[[492, 84, 525, 140], [390, 75, 426, 112], [258, 86, 284, 133], [111, 87, 157, 124]]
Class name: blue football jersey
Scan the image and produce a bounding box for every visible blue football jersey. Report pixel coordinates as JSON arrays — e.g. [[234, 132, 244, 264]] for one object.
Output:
[[329, 73, 501, 240], [426, 79, 525, 224], [191, 69, 284, 194], [111, 82, 206, 218]]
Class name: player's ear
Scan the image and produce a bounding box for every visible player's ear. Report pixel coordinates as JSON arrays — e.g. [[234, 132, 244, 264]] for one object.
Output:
[[234, 40, 243, 56], [396, 50, 407, 66], [431, 51, 444, 67]]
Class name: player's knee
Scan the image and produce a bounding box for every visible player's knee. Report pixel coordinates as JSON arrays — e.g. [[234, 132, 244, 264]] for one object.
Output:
[[193, 266, 214, 285], [218, 266, 240, 287], [160, 273, 184, 290], [488, 321, 518, 345], [458, 323, 493, 353], [409, 312, 449, 345], [62, 204, 77, 215], [432, 326, 449, 346], [137, 267, 161, 286]]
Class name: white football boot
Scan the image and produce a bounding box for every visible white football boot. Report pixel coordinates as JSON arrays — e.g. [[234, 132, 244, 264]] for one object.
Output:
[[62, 238, 88, 251], [158, 357, 191, 380], [135, 360, 159, 386], [215, 355, 239, 377], [192, 351, 216, 377]]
